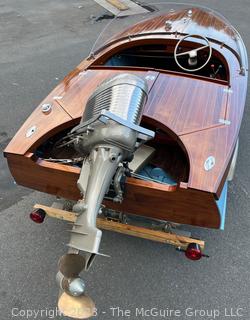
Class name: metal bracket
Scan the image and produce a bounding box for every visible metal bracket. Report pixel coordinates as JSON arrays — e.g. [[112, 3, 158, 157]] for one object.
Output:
[[33, 204, 205, 251], [239, 67, 246, 76], [223, 88, 233, 94], [219, 119, 231, 125], [99, 110, 155, 141]]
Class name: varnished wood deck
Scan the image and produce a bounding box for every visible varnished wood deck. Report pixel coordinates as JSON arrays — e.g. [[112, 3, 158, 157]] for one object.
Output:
[[4, 7, 248, 228]]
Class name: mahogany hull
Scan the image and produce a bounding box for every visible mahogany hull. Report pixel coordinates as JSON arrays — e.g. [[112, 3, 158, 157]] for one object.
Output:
[[4, 7, 248, 229], [6, 153, 221, 228]]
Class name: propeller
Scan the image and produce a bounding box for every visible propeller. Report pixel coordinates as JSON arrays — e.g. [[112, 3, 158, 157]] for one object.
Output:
[[58, 253, 86, 278], [58, 292, 95, 319], [57, 253, 95, 319]]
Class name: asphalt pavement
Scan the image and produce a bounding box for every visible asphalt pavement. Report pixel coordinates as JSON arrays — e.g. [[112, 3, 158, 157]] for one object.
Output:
[[0, 1, 249, 319]]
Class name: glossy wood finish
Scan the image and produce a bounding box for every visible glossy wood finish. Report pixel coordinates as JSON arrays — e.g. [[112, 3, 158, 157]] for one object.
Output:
[[107, 177, 221, 228], [4, 7, 248, 228], [5, 59, 244, 195], [6, 152, 220, 228], [7, 153, 81, 199], [105, 7, 244, 63], [4, 101, 73, 155], [56, 69, 158, 120], [144, 73, 228, 135], [4, 69, 158, 155]]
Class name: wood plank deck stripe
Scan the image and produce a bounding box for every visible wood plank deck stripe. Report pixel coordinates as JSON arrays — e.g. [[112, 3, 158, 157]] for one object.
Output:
[[106, 0, 128, 11], [93, 0, 149, 16]]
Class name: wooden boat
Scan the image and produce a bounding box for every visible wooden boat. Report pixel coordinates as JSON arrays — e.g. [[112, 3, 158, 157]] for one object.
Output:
[[4, 4, 248, 318]]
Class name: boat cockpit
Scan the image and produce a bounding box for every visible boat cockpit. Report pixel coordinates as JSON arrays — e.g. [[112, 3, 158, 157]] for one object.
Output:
[[99, 41, 228, 81], [104, 44, 228, 81]]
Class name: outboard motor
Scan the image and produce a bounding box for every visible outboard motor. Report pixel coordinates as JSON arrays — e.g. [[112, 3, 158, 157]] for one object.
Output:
[[57, 74, 154, 318]]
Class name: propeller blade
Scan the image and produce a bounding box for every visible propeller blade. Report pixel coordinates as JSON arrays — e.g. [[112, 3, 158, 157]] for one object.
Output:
[[58, 292, 95, 319], [58, 254, 85, 278]]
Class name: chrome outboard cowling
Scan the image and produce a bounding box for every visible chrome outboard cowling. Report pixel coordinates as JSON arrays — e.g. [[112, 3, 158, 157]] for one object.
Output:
[[81, 73, 148, 125], [73, 73, 151, 155]]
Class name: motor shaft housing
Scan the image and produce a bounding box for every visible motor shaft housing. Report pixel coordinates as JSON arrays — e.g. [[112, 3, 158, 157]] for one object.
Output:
[[68, 73, 153, 265]]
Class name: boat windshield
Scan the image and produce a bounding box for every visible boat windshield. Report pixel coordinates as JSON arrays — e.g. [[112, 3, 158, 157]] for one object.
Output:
[[90, 2, 247, 72]]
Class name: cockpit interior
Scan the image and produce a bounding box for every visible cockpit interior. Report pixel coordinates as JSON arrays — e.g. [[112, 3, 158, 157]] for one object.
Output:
[[93, 39, 229, 82]]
